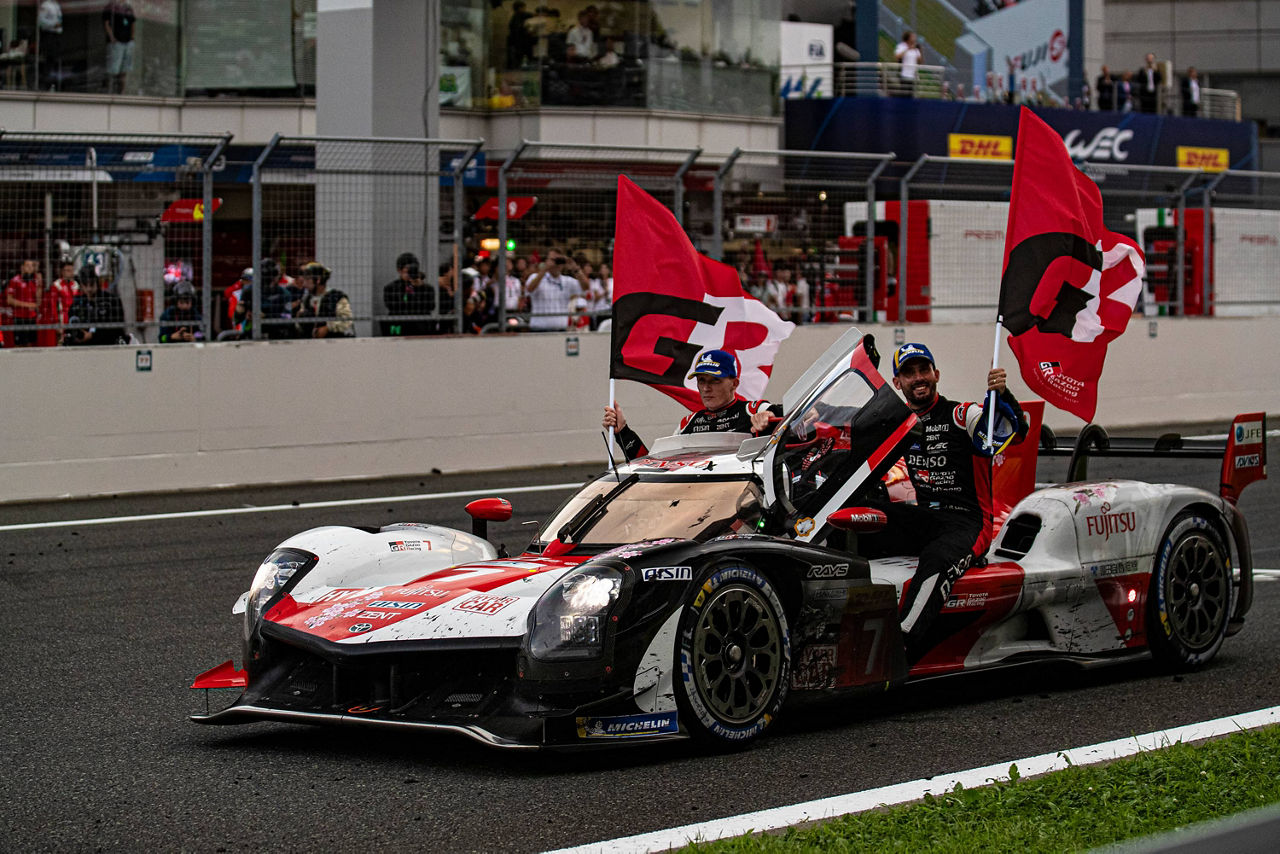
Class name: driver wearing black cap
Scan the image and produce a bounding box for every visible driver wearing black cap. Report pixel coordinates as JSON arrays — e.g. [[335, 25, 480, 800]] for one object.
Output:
[[603, 349, 782, 461], [867, 342, 1028, 665]]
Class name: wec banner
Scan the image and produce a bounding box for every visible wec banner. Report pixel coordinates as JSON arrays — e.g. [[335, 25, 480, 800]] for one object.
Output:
[[610, 176, 794, 411], [998, 107, 1146, 422]]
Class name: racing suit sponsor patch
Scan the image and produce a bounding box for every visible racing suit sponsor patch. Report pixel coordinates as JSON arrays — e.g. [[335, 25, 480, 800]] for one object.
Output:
[[575, 711, 679, 738]]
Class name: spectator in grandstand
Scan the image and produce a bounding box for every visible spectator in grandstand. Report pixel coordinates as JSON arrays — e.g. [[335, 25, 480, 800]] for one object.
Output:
[[39, 260, 79, 346], [296, 261, 354, 338], [461, 257, 497, 333], [39, 0, 64, 90], [1095, 66, 1114, 110], [1182, 66, 1201, 117], [1117, 69, 1135, 112], [432, 260, 459, 334], [596, 37, 621, 69], [1137, 52, 1162, 113], [6, 259, 40, 347], [158, 280, 203, 343], [383, 252, 434, 336], [893, 31, 921, 96], [967, 84, 984, 103], [506, 1, 535, 68], [217, 267, 251, 338], [524, 249, 587, 331], [65, 266, 126, 346], [566, 8, 597, 61], [102, 1, 136, 95], [1080, 80, 1092, 110]]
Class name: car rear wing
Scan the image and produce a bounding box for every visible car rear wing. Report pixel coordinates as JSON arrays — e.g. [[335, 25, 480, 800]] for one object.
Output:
[[1038, 412, 1268, 506]]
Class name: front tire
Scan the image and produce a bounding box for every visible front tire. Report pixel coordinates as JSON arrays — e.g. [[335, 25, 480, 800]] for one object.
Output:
[[1147, 512, 1232, 669], [675, 563, 790, 746]]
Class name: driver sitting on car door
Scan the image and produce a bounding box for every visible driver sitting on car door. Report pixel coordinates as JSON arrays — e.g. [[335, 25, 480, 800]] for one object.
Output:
[[862, 342, 1028, 665], [603, 349, 782, 461]]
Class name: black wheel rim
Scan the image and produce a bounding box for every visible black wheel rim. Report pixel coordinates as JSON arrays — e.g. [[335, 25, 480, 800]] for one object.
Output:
[[1165, 532, 1229, 650], [692, 585, 783, 724]]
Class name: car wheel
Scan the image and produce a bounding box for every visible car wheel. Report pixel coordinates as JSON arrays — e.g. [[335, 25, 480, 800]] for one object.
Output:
[[675, 563, 790, 746], [1147, 512, 1232, 669]]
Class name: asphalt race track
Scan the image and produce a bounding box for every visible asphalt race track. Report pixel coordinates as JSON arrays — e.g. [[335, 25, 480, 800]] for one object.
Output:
[[1, 441, 1277, 852]]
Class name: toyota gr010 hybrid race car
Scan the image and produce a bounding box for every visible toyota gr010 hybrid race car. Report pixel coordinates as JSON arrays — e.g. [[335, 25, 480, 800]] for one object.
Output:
[[191, 329, 1268, 749]]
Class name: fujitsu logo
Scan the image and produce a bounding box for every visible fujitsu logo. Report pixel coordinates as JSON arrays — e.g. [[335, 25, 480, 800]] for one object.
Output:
[[1062, 128, 1134, 162], [1085, 510, 1137, 539]]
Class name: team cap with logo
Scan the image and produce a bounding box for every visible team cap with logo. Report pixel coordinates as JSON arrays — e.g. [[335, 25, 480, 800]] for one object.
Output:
[[687, 349, 739, 379], [892, 342, 936, 376]]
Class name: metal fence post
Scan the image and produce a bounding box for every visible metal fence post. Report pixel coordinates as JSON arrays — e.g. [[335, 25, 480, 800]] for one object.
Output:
[[1174, 171, 1196, 313], [899, 155, 928, 323], [673, 147, 701, 229], [452, 139, 484, 334], [713, 148, 743, 262], [497, 141, 528, 329], [866, 153, 893, 320], [201, 133, 232, 343], [251, 134, 282, 341], [1202, 171, 1228, 315]]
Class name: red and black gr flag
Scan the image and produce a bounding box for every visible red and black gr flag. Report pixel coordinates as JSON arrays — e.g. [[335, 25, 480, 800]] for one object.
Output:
[[610, 176, 794, 410], [999, 107, 1146, 423]]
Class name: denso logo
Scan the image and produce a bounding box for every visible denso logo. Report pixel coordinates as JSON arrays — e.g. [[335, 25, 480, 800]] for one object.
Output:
[[1085, 510, 1137, 539], [806, 563, 850, 579], [964, 229, 1003, 240], [1063, 128, 1133, 161]]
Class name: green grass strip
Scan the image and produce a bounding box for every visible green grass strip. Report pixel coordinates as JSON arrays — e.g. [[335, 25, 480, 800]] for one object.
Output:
[[882, 0, 966, 62], [683, 725, 1280, 853]]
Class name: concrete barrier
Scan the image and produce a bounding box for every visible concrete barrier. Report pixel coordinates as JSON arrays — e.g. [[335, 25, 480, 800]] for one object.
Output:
[[1, 318, 1275, 503]]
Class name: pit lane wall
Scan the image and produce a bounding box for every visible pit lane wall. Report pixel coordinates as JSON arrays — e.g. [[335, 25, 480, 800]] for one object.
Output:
[[1, 318, 1276, 503]]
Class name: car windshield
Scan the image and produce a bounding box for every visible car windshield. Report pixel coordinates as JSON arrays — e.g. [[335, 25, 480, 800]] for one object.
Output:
[[534, 476, 764, 547]]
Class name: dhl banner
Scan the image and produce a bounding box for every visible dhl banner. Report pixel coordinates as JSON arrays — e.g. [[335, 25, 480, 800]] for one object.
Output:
[[948, 134, 1013, 160], [1176, 146, 1229, 172]]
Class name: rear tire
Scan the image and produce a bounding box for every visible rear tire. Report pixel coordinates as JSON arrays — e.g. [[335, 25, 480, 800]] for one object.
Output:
[[1147, 513, 1231, 669], [674, 563, 790, 747]]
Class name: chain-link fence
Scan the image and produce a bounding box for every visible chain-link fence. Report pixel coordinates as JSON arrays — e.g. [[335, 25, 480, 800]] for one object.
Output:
[[5, 133, 1280, 350], [712, 148, 894, 324], [494, 141, 700, 331], [0, 130, 229, 347], [247, 134, 483, 340]]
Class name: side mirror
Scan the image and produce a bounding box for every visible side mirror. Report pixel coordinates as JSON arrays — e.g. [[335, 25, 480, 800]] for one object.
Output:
[[827, 506, 887, 533], [465, 497, 512, 540]]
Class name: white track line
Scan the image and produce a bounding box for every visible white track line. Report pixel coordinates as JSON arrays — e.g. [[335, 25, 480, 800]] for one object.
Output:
[[545, 706, 1280, 854], [0, 482, 582, 532]]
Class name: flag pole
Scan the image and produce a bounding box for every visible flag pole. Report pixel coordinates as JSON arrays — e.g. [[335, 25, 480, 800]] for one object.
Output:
[[986, 315, 1002, 454], [606, 378, 617, 465]]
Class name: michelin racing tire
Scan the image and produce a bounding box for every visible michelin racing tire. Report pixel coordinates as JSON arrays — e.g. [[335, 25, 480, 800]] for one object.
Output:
[[675, 563, 790, 747], [1147, 512, 1232, 669]]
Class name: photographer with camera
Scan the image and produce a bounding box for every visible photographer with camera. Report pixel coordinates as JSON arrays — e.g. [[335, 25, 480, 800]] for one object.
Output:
[[524, 248, 589, 331], [383, 251, 434, 336], [158, 280, 203, 343]]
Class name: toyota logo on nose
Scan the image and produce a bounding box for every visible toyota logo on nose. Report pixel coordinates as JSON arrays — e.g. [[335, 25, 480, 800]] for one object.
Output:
[[349, 623, 373, 633]]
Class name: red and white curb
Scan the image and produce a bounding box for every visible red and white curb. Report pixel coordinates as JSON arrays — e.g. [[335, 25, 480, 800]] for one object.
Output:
[[545, 705, 1280, 854]]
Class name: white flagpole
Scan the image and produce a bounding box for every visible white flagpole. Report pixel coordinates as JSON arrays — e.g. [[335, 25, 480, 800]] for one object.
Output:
[[607, 378, 617, 465], [986, 315, 1002, 453]]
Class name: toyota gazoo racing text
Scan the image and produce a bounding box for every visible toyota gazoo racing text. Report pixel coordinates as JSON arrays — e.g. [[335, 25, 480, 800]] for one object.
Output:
[[191, 329, 1267, 749]]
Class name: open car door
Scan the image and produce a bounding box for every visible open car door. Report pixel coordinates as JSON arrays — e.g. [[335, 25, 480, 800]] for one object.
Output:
[[758, 329, 918, 543]]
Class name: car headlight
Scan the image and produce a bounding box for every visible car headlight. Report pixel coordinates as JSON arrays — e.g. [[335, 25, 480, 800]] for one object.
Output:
[[528, 565, 625, 661], [243, 548, 318, 636]]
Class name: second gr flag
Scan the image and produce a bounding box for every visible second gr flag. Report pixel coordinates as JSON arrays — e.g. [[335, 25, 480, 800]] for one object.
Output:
[[998, 107, 1146, 422]]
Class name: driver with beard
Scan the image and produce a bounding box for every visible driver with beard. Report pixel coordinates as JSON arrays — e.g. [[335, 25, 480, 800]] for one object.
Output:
[[863, 342, 1028, 665], [603, 349, 781, 461]]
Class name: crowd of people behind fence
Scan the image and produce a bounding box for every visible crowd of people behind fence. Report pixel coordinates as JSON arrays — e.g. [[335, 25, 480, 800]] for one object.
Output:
[[0, 245, 845, 346]]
